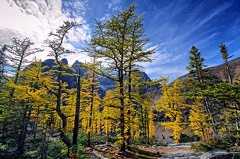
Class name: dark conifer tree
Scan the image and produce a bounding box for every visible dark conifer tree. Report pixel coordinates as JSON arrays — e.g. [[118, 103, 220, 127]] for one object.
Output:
[[186, 46, 218, 137], [219, 43, 233, 84], [0, 45, 7, 84]]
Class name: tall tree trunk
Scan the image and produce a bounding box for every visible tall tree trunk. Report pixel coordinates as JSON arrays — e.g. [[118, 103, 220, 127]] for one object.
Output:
[[87, 73, 94, 147], [144, 108, 148, 141], [73, 73, 81, 149], [224, 59, 239, 132], [119, 70, 125, 152], [1, 118, 8, 144], [40, 124, 49, 159], [146, 113, 150, 144], [56, 75, 72, 149], [126, 69, 132, 147], [17, 105, 31, 155], [203, 97, 218, 137], [140, 104, 145, 137]]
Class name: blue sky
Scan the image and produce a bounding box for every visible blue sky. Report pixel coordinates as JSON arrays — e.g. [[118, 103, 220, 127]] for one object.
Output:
[[0, 0, 240, 80]]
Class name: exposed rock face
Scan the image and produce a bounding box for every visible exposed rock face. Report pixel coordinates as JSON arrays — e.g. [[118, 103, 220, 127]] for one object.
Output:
[[41, 59, 55, 72], [97, 76, 116, 97], [40, 58, 154, 97], [155, 122, 174, 144], [41, 58, 87, 89]]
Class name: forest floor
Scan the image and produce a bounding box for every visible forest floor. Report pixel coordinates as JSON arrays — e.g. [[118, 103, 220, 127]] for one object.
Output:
[[84, 143, 194, 159]]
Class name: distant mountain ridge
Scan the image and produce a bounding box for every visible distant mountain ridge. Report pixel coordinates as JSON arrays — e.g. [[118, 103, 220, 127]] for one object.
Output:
[[41, 58, 153, 97], [148, 57, 240, 102], [41, 57, 240, 98]]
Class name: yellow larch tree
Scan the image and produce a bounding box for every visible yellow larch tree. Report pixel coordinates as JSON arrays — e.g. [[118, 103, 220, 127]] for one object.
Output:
[[80, 70, 101, 146], [1, 37, 43, 156], [148, 109, 155, 140], [85, 4, 156, 151], [156, 79, 187, 143], [60, 88, 77, 134], [101, 90, 120, 137], [46, 21, 77, 150], [124, 99, 140, 143], [188, 96, 208, 140], [6, 60, 54, 126], [140, 93, 155, 143], [4, 60, 58, 156]]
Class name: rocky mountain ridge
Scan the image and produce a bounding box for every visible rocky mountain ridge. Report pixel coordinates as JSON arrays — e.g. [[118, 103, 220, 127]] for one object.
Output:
[[41, 58, 154, 97], [41, 57, 240, 98]]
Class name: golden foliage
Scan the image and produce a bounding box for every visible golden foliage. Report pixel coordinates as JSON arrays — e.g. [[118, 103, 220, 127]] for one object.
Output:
[[156, 79, 187, 143]]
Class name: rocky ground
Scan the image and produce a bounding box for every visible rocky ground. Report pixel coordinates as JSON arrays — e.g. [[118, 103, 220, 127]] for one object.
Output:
[[84, 143, 240, 159]]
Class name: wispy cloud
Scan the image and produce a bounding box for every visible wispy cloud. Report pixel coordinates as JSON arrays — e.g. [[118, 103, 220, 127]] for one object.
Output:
[[1, 0, 239, 80], [0, 0, 91, 65], [141, 0, 236, 79], [105, 0, 121, 11], [62, 0, 89, 17], [99, 0, 122, 21], [143, 64, 188, 81]]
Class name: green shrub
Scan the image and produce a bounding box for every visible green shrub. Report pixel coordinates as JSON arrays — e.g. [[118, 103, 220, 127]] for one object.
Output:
[[191, 137, 232, 152], [78, 134, 88, 146], [132, 137, 150, 145], [179, 134, 200, 143], [91, 134, 105, 145], [47, 140, 66, 159], [114, 140, 123, 149], [130, 146, 160, 157], [154, 142, 168, 147], [132, 137, 167, 146], [104, 136, 118, 143]]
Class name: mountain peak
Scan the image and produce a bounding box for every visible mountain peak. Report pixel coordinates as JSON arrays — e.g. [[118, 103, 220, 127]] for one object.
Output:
[[61, 58, 68, 65], [72, 60, 82, 66]]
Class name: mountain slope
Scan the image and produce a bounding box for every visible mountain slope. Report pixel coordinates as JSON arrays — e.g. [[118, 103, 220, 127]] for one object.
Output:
[[178, 57, 240, 82]]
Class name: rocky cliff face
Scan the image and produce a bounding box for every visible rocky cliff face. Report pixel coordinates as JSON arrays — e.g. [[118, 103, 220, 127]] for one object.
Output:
[[41, 58, 88, 89], [41, 58, 154, 97]]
